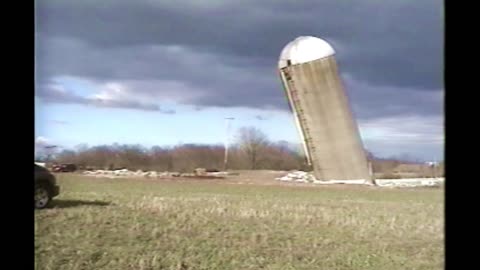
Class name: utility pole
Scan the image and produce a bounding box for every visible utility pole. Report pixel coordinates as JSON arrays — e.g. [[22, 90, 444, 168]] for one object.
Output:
[[426, 159, 437, 179], [223, 117, 234, 171]]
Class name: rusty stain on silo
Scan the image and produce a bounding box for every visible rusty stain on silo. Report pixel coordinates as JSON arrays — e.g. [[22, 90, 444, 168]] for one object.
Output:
[[278, 36, 372, 183]]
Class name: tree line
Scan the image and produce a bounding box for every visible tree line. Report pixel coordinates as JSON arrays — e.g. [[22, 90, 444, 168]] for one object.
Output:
[[36, 126, 443, 176], [38, 127, 308, 172]]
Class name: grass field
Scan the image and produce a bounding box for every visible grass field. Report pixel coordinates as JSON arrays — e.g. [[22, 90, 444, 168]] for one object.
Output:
[[35, 173, 444, 270]]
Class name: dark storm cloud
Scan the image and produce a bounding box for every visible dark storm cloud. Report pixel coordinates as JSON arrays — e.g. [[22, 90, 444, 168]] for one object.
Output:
[[342, 74, 443, 121], [35, 0, 443, 118], [37, 82, 175, 113], [90, 98, 162, 112], [36, 38, 288, 110], [36, 82, 89, 105], [255, 115, 269, 121]]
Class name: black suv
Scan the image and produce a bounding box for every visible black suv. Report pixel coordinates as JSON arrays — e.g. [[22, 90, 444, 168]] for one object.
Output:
[[35, 164, 60, 209]]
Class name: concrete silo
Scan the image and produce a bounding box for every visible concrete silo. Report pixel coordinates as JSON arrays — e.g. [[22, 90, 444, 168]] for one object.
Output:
[[278, 36, 372, 182]]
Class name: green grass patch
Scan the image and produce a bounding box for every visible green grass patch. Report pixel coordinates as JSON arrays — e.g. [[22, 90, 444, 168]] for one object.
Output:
[[35, 174, 444, 270]]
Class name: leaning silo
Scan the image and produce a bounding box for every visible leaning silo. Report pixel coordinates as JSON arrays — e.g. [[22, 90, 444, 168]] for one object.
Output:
[[278, 36, 372, 182]]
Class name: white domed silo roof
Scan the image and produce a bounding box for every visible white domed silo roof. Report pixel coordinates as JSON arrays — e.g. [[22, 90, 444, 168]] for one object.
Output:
[[278, 36, 335, 68]]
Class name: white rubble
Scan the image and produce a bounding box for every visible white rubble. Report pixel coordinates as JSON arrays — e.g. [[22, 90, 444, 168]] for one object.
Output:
[[375, 178, 444, 188], [276, 171, 316, 183], [81, 169, 227, 179], [275, 171, 444, 188], [313, 179, 373, 185], [208, 171, 230, 177]]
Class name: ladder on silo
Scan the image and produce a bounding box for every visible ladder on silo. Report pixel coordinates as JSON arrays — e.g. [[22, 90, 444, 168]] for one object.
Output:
[[283, 69, 316, 164]]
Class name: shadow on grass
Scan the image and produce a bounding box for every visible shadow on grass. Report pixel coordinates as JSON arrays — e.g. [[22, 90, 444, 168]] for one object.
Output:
[[52, 199, 111, 209]]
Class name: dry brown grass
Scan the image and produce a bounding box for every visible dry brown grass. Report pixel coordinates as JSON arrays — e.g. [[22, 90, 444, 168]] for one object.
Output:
[[35, 173, 444, 270]]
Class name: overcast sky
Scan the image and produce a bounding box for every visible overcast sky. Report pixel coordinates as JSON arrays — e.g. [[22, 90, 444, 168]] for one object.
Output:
[[35, 0, 444, 161]]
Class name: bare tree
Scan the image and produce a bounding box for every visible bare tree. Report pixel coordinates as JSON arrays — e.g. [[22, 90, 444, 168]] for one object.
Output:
[[43, 145, 59, 163], [50, 140, 311, 172], [236, 126, 270, 170], [150, 146, 174, 171], [56, 149, 77, 164], [171, 144, 224, 172]]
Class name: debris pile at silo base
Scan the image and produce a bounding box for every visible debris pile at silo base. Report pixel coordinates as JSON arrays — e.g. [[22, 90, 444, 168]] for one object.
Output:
[[81, 169, 229, 179], [276, 171, 316, 183], [375, 178, 444, 188], [275, 171, 444, 187], [275, 171, 371, 185]]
